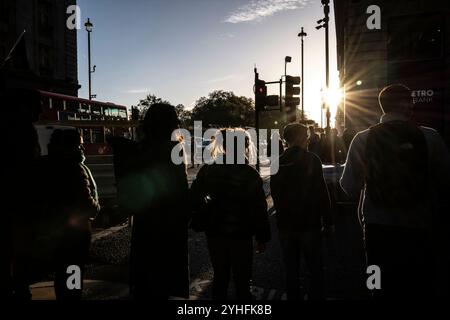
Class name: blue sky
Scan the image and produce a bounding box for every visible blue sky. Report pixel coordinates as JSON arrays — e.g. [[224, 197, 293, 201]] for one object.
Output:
[[77, 0, 339, 124]]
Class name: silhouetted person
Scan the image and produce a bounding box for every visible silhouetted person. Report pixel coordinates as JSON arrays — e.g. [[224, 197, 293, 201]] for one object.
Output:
[[341, 84, 450, 298], [116, 104, 190, 300], [341, 127, 357, 159], [267, 132, 285, 158], [190, 136, 196, 168], [322, 128, 345, 164], [1, 88, 42, 300], [39, 129, 100, 300], [271, 123, 333, 300], [307, 126, 322, 157], [191, 129, 270, 300]]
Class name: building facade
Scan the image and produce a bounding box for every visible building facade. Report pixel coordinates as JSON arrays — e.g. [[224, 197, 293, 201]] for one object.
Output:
[[0, 0, 79, 96], [334, 0, 450, 144]]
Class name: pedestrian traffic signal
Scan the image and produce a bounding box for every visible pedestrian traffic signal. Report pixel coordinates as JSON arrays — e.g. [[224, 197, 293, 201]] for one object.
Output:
[[285, 75, 301, 122]]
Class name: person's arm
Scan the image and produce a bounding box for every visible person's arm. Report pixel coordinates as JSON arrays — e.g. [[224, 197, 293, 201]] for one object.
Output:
[[71, 164, 101, 222], [340, 132, 366, 198]]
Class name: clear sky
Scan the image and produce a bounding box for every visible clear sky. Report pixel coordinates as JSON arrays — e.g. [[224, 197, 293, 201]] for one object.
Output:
[[76, 0, 340, 125]]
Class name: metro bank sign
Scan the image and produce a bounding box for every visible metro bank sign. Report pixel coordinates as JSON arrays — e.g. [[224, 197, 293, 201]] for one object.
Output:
[[412, 89, 435, 104]]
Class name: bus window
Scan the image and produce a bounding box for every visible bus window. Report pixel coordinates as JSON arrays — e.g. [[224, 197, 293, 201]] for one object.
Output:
[[66, 100, 78, 112], [81, 128, 91, 144], [104, 127, 113, 140], [92, 105, 101, 116], [53, 98, 64, 111], [67, 112, 78, 120], [40, 96, 51, 109], [92, 128, 105, 143], [119, 109, 127, 119], [81, 103, 90, 114], [107, 107, 119, 118]]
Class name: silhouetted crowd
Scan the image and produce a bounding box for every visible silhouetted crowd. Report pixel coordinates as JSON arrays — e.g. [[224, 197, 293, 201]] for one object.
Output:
[[1, 84, 449, 301], [305, 126, 355, 165]]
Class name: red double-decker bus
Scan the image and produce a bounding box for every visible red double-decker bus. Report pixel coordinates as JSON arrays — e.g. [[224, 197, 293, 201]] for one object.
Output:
[[36, 90, 138, 155]]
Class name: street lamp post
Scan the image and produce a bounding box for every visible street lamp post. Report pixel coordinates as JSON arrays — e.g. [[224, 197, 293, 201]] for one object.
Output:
[[84, 18, 95, 100], [298, 27, 307, 122], [316, 0, 330, 133]]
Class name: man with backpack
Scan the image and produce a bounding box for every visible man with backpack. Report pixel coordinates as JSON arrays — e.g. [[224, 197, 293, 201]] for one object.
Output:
[[271, 123, 333, 300], [341, 84, 450, 298]]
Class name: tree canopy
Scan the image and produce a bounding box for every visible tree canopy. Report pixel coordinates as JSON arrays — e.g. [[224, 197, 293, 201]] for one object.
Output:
[[136, 94, 171, 117], [134, 90, 315, 131], [190, 90, 254, 127], [134, 94, 191, 128]]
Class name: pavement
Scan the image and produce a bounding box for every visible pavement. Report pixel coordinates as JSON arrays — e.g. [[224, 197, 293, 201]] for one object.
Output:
[[31, 164, 368, 300]]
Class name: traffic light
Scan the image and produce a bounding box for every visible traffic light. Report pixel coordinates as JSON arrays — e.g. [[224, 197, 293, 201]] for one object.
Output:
[[255, 79, 267, 111], [285, 75, 301, 123], [255, 79, 280, 111]]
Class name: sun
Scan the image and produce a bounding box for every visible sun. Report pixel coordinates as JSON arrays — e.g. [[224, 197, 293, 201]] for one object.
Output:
[[323, 87, 343, 117]]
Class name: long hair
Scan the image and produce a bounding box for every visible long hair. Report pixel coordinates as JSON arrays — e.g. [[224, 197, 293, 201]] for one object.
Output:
[[212, 128, 256, 164]]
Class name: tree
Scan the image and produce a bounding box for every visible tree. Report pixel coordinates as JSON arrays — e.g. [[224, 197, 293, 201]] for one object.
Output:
[[191, 90, 254, 128], [136, 94, 170, 119], [175, 104, 192, 129], [135, 94, 192, 129]]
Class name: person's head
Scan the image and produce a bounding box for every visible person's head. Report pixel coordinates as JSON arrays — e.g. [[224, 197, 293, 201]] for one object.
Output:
[[213, 128, 251, 164], [308, 126, 316, 135], [48, 129, 85, 163], [283, 123, 308, 149], [378, 84, 413, 117], [331, 128, 338, 137], [142, 103, 180, 142]]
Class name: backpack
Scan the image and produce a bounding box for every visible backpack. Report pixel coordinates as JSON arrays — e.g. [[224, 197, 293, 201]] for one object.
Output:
[[191, 164, 258, 235], [271, 154, 313, 223], [365, 120, 428, 210]]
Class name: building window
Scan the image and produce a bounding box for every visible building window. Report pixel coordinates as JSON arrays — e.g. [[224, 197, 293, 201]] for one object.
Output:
[[388, 14, 443, 61]]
